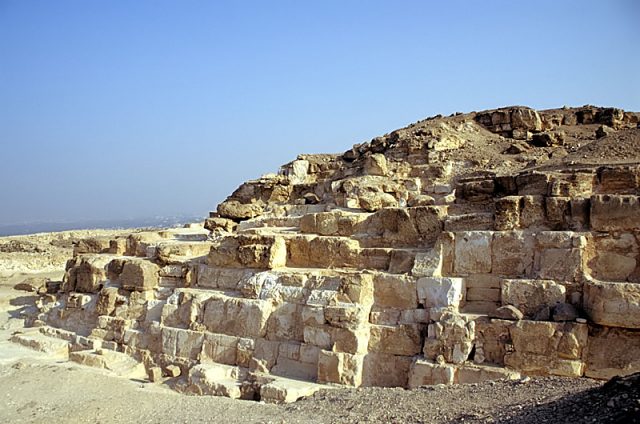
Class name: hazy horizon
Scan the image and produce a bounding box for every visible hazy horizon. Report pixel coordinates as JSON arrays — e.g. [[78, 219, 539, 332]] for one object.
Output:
[[1, 0, 638, 226]]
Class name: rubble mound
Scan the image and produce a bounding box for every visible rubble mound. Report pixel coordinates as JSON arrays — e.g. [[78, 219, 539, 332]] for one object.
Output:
[[15, 105, 640, 403]]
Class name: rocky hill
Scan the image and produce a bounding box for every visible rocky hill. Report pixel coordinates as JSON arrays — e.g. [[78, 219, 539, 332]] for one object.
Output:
[[10, 105, 640, 403]]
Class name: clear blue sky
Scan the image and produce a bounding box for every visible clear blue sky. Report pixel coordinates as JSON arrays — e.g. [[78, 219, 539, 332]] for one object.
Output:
[[1, 0, 638, 225]]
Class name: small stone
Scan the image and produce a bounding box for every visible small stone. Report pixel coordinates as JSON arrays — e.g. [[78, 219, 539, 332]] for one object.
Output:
[[576, 318, 587, 324], [595, 125, 614, 139], [490, 305, 524, 321], [148, 366, 163, 383], [165, 364, 181, 378], [552, 303, 578, 322]]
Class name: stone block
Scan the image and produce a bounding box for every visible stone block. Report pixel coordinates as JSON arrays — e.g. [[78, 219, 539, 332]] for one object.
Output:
[[368, 324, 422, 356], [501, 279, 566, 317], [454, 231, 492, 275], [590, 195, 640, 231], [583, 280, 640, 328], [417, 277, 465, 309], [407, 359, 455, 388], [317, 350, 364, 386], [585, 326, 640, 379], [536, 248, 582, 282], [121, 259, 160, 291], [372, 273, 418, 309], [491, 232, 534, 277], [362, 353, 412, 387]]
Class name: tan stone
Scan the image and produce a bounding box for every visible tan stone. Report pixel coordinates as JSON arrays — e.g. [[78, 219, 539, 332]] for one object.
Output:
[[583, 280, 640, 328], [501, 279, 566, 317], [454, 231, 492, 275]]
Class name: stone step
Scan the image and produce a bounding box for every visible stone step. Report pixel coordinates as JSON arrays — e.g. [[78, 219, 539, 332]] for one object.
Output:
[[259, 375, 326, 404], [69, 349, 146, 378], [10, 331, 70, 359]]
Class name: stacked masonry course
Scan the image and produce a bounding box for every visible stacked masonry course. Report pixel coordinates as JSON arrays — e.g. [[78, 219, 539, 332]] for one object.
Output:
[[14, 105, 640, 403]]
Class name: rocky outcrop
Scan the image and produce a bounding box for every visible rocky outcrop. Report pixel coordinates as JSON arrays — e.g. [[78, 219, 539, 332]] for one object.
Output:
[[16, 105, 640, 402]]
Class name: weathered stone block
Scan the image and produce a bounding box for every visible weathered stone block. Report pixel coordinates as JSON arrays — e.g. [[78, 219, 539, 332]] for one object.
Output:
[[590, 195, 640, 231], [121, 259, 160, 291], [317, 350, 364, 386], [408, 359, 455, 388], [583, 280, 640, 328], [501, 279, 566, 317], [372, 273, 417, 309], [417, 277, 465, 309], [491, 231, 534, 277], [454, 231, 492, 275], [368, 324, 422, 356]]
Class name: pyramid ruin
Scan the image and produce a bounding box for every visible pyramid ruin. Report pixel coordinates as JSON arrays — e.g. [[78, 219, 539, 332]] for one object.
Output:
[[13, 105, 640, 403]]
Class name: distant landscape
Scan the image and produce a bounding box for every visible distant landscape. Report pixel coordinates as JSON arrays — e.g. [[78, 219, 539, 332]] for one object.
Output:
[[0, 215, 204, 237]]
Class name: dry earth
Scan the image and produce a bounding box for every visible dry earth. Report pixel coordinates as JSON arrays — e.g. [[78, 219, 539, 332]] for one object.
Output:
[[1, 271, 638, 423]]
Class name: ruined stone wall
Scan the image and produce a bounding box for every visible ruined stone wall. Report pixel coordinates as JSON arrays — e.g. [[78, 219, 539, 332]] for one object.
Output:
[[16, 105, 640, 402]]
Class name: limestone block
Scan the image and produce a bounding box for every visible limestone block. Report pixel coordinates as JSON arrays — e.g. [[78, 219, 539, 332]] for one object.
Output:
[[368, 324, 422, 356], [474, 318, 512, 366], [417, 277, 465, 309], [66, 255, 111, 293], [585, 326, 640, 379], [317, 350, 364, 386], [456, 364, 520, 384], [331, 327, 370, 354], [587, 234, 638, 282], [454, 231, 492, 275], [583, 280, 640, 328], [364, 153, 388, 176], [217, 200, 264, 221], [324, 304, 368, 330], [444, 213, 494, 232], [303, 326, 332, 349], [545, 197, 571, 229], [491, 232, 534, 277], [598, 166, 639, 194], [411, 248, 443, 278], [387, 249, 415, 274], [536, 248, 582, 282], [301, 305, 326, 326], [200, 333, 239, 365], [408, 359, 455, 388], [516, 172, 550, 196], [372, 273, 418, 309], [494, 196, 520, 230], [208, 237, 241, 267], [250, 338, 280, 372], [362, 353, 412, 387], [266, 303, 304, 342], [156, 241, 211, 262], [358, 192, 398, 211], [120, 259, 160, 291], [591, 253, 637, 281], [505, 321, 587, 377], [519, 196, 546, 229], [501, 279, 566, 317], [423, 312, 475, 364], [590, 195, 640, 231], [165, 364, 181, 378], [197, 266, 254, 290], [203, 296, 273, 338], [187, 364, 242, 398]]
